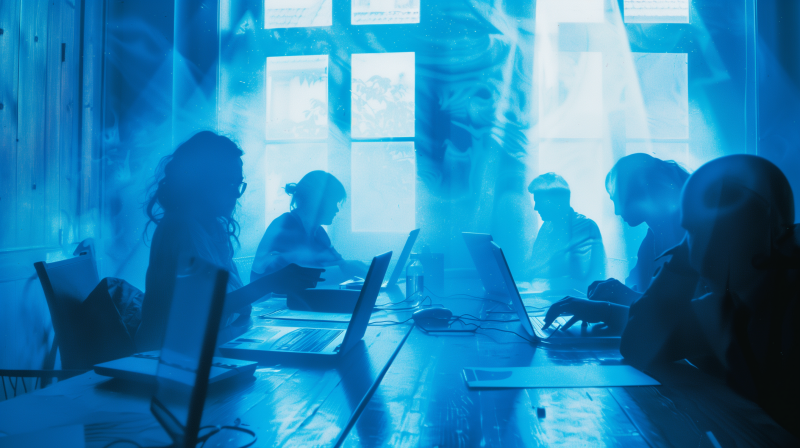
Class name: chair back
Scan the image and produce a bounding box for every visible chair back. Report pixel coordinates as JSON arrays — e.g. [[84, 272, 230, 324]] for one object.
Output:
[[34, 243, 101, 370]]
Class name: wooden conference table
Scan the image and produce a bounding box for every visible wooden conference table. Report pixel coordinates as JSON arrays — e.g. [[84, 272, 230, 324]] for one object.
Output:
[[0, 279, 797, 447]]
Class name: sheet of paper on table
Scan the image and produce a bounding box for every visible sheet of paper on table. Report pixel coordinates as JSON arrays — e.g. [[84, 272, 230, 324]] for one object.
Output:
[[462, 366, 660, 389]]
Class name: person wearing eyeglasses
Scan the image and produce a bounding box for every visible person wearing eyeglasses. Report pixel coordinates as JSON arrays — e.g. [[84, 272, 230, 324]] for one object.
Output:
[[135, 132, 322, 351], [252, 170, 369, 284]]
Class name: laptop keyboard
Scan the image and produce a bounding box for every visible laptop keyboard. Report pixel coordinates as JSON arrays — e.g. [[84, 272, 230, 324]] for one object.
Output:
[[273, 328, 343, 353], [529, 315, 570, 339]]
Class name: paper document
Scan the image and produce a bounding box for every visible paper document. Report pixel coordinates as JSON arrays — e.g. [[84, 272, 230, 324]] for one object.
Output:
[[462, 365, 660, 389]]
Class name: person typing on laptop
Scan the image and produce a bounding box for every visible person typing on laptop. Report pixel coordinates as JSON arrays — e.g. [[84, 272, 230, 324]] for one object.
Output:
[[622, 155, 799, 437], [251, 170, 369, 285], [135, 132, 322, 352], [542, 155, 691, 334], [541, 155, 800, 438]]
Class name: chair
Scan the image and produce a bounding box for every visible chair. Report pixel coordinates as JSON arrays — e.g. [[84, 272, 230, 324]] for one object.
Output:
[[0, 240, 99, 399], [33, 239, 101, 370]]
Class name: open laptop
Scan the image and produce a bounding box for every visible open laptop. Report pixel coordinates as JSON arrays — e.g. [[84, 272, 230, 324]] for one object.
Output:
[[340, 229, 420, 290], [462, 232, 510, 298], [94, 257, 257, 384], [146, 256, 248, 448], [220, 251, 392, 361], [490, 242, 619, 345]]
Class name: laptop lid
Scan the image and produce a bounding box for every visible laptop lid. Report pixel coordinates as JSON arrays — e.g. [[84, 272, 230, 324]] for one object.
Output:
[[338, 251, 392, 354], [489, 242, 537, 340], [385, 229, 420, 287], [462, 233, 508, 297], [150, 256, 229, 448]]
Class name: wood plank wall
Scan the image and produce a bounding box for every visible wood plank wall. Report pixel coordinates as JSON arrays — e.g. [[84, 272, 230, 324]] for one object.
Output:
[[1, 0, 83, 252], [0, 0, 102, 387], [0, 0, 21, 250], [17, 0, 50, 248]]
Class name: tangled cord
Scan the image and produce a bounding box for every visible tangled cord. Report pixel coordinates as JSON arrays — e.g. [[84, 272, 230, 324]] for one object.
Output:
[[448, 314, 534, 343], [373, 290, 434, 311]]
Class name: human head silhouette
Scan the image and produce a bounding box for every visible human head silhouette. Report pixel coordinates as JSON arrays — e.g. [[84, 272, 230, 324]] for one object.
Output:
[[528, 173, 571, 222], [286, 171, 346, 226], [146, 131, 244, 241], [606, 153, 690, 227], [681, 155, 795, 301]]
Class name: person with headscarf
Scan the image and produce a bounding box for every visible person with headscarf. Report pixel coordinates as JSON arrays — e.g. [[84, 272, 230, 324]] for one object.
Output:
[[135, 132, 322, 351], [621, 155, 799, 436], [252, 170, 368, 284], [542, 154, 690, 331], [527, 173, 606, 293]]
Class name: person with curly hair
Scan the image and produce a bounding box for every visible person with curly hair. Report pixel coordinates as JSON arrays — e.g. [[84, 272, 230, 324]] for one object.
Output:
[[135, 132, 321, 351]]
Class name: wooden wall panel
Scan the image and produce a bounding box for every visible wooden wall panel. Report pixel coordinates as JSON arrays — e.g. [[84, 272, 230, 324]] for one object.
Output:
[[0, 0, 91, 379], [80, 0, 105, 241], [59, 0, 81, 246], [44, 0, 65, 247], [0, 0, 20, 250], [44, 0, 80, 246], [17, 0, 50, 248], [2, 0, 81, 251]]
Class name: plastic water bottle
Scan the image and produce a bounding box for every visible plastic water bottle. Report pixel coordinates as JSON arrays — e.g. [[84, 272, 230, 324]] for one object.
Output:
[[406, 258, 424, 300]]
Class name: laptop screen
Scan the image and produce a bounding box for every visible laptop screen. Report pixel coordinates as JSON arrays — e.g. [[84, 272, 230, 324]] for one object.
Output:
[[339, 251, 392, 354], [385, 229, 420, 287], [462, 233, 508, 298], [489, 242, 537, 339], [151, 256, 228, 447]]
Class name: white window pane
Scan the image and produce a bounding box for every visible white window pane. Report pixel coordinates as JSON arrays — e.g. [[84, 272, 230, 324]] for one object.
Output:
[[539, 0, 604, 23], [351, 142, 415, 233], [627, 53, 688, 139], [624, 0, 689, 24], [351, 52, 415, 139], [266, 55, 328, 140], [264, 0, 332, 29], [540, 52, 603, 139], [265, 143, 328, 228], [352, 0, 420, 25]]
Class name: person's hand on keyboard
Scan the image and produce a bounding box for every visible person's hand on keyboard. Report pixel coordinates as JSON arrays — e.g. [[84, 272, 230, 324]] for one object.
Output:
[[264, 263, 325, 294], [586, 278, 642, 306], [542, 297, 628, 332]]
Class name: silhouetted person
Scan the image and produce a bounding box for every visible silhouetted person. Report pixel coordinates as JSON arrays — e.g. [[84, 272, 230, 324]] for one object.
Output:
[[252, 170, 368, 284], [527, 173, 606, 293], [136, 132, 321, 351], [621, 155, 800, 436], [542, 154, 690, 331]]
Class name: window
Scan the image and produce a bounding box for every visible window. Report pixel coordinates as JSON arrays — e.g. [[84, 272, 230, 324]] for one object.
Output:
[[624, 0, 690, 24], [266, 55, 329, 140], [218, 0, 755, 270], [264, 0, 332, 28], [255, 5, 418, 241], [350, 52, 415, 232], [352, 0, 420, 25]]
